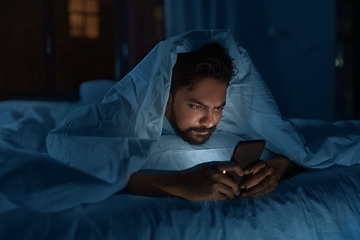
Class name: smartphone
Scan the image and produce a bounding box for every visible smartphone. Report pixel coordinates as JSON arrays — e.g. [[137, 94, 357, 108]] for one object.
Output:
[[228, 139, 266, 185]]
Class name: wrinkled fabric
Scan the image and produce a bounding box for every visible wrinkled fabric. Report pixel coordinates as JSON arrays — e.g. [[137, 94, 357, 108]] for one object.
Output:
[[49, 29, 360, 170], [1, 164, 360, 239], [47, 30, 305, 185], [1, 30, 359, 214], [1, 30, 360, 239], [43, 29, 360, 212]]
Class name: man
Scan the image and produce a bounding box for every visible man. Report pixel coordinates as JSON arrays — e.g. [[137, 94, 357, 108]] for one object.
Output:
[[125, 43, 303, 200]]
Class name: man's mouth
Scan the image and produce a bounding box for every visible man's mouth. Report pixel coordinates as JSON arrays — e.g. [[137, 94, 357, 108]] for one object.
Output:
[[173, 123, 217, 145], [193, 130, 209, 135]]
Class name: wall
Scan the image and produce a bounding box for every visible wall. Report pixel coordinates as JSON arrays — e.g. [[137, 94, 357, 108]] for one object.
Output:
[[0, 0, 115, 101], [164, 0, 337, 121]]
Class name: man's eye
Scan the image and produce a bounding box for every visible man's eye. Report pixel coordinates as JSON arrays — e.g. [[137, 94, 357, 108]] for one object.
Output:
[[214, 106, 224, 110], [191, 104, 203, 110]]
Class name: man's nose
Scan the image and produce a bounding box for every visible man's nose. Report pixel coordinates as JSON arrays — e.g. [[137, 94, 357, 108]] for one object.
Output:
[[199, 108, 215, 128]]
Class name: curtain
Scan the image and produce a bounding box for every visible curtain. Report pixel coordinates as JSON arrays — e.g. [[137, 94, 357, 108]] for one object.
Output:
[[163, 0, 336, 121]]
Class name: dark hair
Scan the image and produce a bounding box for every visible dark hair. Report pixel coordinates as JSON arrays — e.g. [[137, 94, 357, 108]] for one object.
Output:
[[170, 42, 236, 94]]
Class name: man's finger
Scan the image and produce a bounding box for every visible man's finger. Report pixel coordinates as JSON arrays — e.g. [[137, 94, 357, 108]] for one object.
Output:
[[241, 175, 277, 197], [218, 162, 244, 177], [240, 169, 267, 189], [214, 192, 228, 201], [242, 182, 277, 198], [243, 160, 266, 174], [214, 183, 236, 200], [241, 162, 276, 188], [242, 187, 269, 198], [215, 173, 240, 196]]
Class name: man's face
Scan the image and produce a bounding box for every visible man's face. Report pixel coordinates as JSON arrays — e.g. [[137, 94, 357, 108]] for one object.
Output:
[[165, 77, 227, 145]]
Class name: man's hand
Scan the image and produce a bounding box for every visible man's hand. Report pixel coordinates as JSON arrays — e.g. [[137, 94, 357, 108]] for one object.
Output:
[[175, 161, 243, 201], [125, 161, 244, 201], [239, 156, 304, 197]]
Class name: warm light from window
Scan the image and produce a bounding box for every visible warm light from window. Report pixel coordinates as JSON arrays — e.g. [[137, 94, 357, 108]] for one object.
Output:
[[68, 0, 99, 39], [69, 0, 82, 12], [85, 0, 98, 13], [85, 15, 99, 38]]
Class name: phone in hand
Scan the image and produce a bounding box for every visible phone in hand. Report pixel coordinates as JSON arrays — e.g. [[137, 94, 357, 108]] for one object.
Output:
[[228, 140, 266, 185]]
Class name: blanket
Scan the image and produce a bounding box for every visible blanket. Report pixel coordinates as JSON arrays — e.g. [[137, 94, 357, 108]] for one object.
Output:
[[1, 30, 360, 215]]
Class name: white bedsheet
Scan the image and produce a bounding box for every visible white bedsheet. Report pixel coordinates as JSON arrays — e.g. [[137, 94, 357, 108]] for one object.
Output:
[[1, 162, 359, 239], [0, 84, 359, 239], [1, 30, 360, 239]]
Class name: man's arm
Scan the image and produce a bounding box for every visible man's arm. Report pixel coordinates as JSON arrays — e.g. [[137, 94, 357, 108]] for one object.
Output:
[[125, 161, 244, 201], [239, 156, 305, 197]]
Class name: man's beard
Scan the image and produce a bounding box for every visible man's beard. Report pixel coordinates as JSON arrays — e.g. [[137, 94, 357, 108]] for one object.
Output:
[[168, 106, 216, 145]]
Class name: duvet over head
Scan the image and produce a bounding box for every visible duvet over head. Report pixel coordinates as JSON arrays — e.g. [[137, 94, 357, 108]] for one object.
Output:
[[46, 29, 360, 200]]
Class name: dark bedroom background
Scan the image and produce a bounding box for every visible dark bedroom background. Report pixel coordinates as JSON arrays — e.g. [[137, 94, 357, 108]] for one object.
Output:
[[0, 0, 359, 121], [0, 0, 163, 101]]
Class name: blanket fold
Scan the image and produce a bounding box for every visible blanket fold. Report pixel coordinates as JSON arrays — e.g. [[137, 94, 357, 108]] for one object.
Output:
[[0, 30, 358, 213]]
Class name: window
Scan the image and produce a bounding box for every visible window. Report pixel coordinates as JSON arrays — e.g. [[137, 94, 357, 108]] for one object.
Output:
[[68, 0, 99, 39]]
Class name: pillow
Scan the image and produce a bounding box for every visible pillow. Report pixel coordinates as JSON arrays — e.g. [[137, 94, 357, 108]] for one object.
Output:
[[79, 80, 116, 104], [142, 132, 272, 171]]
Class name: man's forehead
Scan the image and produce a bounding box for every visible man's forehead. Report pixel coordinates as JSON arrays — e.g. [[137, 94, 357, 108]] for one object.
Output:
[[181, 78, 227, 100], [188, 98, 226, 108]]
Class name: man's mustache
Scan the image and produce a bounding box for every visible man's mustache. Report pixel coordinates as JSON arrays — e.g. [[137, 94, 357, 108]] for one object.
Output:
[[186, 126, 216, 133]]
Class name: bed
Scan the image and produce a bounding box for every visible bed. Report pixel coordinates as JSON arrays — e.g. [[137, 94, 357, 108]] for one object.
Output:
[[1, 30, 360, 239]]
